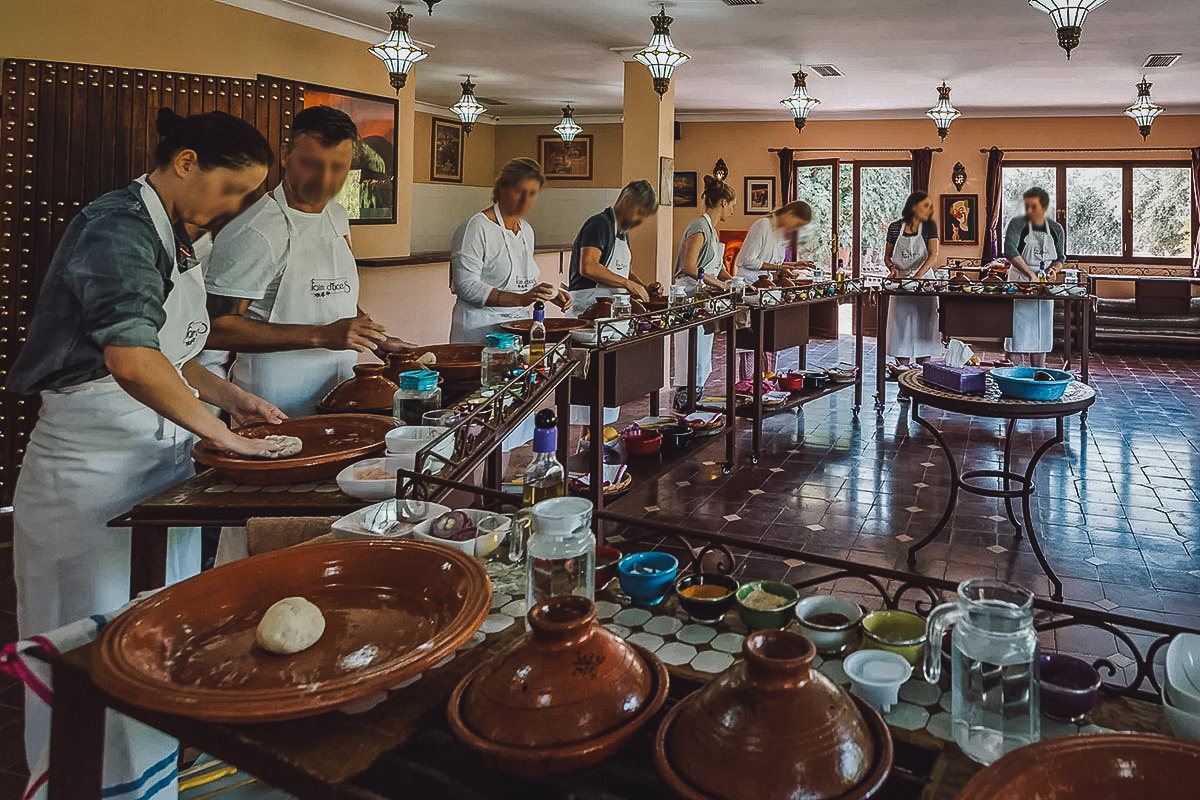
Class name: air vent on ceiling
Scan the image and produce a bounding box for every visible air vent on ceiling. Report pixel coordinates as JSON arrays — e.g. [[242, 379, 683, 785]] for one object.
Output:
[[722, 0, 762, 5], [1142, 53, 1182, 69], [809, 64, 845, 77]]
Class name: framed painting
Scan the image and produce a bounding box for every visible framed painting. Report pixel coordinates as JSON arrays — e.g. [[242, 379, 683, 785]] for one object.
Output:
[[300, 82, 399, 224], [431, 117, 464, 184], [538, 134, 593, 180], [659, 156, 674, 207], [673, 170, 697, 207], [941, 193, 979, 245], [744, 176, 775, 215]]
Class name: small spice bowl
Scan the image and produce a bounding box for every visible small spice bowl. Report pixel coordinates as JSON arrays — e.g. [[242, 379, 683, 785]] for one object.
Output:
[[861, 609, 926, 666], [622, 427, 662, 456], [617, 552, 679, 606], [1039, 653, 1102, 722], [794, 595, 865, 655], [594, 545, 622, 588], [843, 649, 913, 713], [735, 580, 800, 631], [675, 574, 740, 623]]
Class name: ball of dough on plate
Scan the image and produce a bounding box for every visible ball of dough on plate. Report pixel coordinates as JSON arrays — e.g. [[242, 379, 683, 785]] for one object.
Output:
[[263, 434, 303, 458], [256, 596, 325, 654]]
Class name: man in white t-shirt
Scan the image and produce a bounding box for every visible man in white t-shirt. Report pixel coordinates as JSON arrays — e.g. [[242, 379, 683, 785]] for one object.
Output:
[[204, 105, 410, 418]]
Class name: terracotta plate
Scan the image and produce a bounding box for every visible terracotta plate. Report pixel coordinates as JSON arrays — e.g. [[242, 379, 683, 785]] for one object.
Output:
[[500, 318, 589, 342], [192, 414, 398, 485], [92, 540, 491, 722]]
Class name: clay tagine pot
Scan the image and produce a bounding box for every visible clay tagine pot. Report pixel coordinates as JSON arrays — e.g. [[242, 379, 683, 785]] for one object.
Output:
[[655, 630, 892, 800], [579, 296, 615, 321], [317, 363, 398, 415], [448, 595, 669, 775], [752, 275, 777, 290]]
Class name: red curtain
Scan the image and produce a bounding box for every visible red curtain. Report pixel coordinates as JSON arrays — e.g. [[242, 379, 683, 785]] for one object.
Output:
[[910, 148, 932, 194], [981, 147, 1005, 263], [1192, 147, 1199, 276]]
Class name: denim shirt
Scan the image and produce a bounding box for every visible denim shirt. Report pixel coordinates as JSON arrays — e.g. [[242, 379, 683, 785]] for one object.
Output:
[[6, 182, 189, 394]]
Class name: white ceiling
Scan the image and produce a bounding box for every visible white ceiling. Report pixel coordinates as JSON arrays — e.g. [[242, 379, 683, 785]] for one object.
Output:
[[224, 0, 1200, 121]]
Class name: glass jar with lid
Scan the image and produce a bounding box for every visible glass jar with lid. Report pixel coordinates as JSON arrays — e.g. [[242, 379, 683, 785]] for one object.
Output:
[[392, 369, 442, 425], [481, 332, 522, 388], [525, 497, 595, 609]]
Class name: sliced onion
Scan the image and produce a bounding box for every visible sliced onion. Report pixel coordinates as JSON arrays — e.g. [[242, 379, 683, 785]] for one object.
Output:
[[430, 510, 477, 542]]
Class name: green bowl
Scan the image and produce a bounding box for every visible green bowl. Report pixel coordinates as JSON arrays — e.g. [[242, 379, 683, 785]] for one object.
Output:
[[735, 581, 800, 631], [861, 609, 926, 665]]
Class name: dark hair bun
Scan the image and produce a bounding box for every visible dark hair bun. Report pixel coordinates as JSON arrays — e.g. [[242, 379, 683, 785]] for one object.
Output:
[[702, 174, 719, 191], [156, 107, 186, 138]]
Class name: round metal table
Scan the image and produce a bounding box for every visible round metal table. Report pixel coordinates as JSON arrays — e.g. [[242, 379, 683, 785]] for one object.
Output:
[[897, 370, 1097, 601]]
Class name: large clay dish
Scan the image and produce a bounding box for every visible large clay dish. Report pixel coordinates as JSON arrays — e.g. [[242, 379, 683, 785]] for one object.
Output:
[[955, 732, 1200, 800], [654, 693, 893, 800], [388, 344, 485, 385], [92, 540, 491, 722], [192, 414, 397, 485], [447, 642, 669, 776], [500, 318, 589, 343]]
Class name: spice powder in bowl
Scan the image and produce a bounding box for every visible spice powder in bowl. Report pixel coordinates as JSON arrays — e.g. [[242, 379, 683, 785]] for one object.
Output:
[[741, 587, 791, 610]]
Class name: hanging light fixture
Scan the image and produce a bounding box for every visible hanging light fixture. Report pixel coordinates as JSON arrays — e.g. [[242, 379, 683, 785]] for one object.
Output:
[[713, 159, 729, 182], [1028, 0, 1109, 60], [925, 81, 962, 141], [449, 77, 486, 134], [780, 68, 821, 133], [422, 0, 442, 13], [368, 4, 428, 93], [632, 5, 690, 99], [1124, 76, 1165, 140], [553, 103, 583, 142]]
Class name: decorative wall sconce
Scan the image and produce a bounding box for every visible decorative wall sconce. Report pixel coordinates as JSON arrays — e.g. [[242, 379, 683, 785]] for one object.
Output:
[[713, 158, 729, 182], [952, 162, 968, 190]]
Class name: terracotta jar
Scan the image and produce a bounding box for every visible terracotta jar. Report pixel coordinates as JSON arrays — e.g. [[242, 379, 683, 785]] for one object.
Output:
[[317, 363, 398, 414], [384, 350, 420, 382], [579, 297, 614, 321], [752, 275, 777, 290], [656, 630, 892, 800]]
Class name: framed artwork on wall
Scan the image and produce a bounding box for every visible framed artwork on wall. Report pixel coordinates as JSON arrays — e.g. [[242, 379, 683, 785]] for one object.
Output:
[[673, 170, 697, 207], [744, 176, 775, 215], [538, 134, 593, 180], [659, 156, 675, 207], [300, 82, 399, 224], [431, 117, 464, 184], [941, 193, 979, 245]]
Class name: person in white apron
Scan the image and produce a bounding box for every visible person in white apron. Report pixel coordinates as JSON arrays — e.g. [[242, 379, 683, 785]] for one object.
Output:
[[566, 180, 659, 425], [450, 157, 570, 344], [6, 107, 284, 774], [205, 106, 399, 420], [672, 176, 735, 412], [1004, 186, 1064, 368], [885, 192, 943, 370]]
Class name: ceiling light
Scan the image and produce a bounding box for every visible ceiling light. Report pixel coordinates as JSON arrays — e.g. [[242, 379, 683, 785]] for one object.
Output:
[[713, 158, 729, 181], [632, 5, 690, 99], [925, 82, 962, 141], [450, 77, 486, 134], [554, 103, 583, 142], [368, 4, 428, 93], [1124, 76, 1165, 140], [780, 68, 821, 133], [1028, 0, 1108, 60], [422, 0, 441, 13]]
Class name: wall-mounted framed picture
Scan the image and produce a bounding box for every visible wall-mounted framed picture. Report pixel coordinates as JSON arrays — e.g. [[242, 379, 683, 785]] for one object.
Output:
[[298, 82, 399, 224], [538, 134, 593, 180], [941, 193, 979, 245], [659, 156, 675, 207], [744, 176, 776, 215], [431, 117, 465, 184], [673, 170, 697, 207]]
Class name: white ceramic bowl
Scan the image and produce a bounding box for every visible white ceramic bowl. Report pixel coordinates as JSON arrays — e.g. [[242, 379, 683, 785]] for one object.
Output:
[[794, 595, 865, 655], [385, 425, 452, 456], [1164, 684, 1200, 741], [336, 456, 410, 501], [570, 327, 599, 346], [1166, 633, 1200, 715], [900, 279, 920, 291], [412, 508, 512, 557], [330, 499, 451, 539]]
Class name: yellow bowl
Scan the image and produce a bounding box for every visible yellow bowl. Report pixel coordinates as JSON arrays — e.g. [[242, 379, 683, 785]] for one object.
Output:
[[861, 610, 926, 666]]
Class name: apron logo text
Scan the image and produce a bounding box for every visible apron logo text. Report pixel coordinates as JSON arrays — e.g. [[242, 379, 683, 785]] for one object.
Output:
[[311, 278, 353, 298]]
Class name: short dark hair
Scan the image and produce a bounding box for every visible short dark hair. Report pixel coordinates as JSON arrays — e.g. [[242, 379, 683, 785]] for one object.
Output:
[[154, 108, 272, 170], [291, 105, 358, 147], [1023, 187, 1050, 209], [901, 191, 929, 224]]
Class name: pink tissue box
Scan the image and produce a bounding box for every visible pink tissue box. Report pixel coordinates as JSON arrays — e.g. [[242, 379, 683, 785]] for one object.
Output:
[[922, 360, 987, 393]]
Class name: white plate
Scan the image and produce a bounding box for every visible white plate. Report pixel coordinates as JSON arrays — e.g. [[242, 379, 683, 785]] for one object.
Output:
[[330, 498, 451, 539], [411, 508, 512, 557]]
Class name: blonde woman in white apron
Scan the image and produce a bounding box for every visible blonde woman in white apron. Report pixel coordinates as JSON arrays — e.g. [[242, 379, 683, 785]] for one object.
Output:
[[672, 175, 735, 411], [1004, 187, 1063, 368], [885, 192, 943, 373], [6, 109, 284, 773]]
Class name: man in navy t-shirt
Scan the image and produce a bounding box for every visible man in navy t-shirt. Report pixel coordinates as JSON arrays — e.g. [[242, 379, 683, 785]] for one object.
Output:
[[567, 180, 658, 314]]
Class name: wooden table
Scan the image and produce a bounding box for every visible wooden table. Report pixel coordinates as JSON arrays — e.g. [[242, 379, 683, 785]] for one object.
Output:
[[897, 370, 1097, 601]]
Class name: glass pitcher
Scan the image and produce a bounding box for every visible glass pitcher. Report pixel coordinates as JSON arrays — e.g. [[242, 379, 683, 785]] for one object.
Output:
[[924, 578, 1040, 764]]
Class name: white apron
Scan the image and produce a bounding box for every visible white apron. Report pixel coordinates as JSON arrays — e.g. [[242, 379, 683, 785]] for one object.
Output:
[[228, 188, 359, 418], [14, 177, 205, 766], [569, 219, 629, 426], [673, 214, 721, 390], [1005, 224, 1055, 353], [887, 225, 942, 360], [450, 204, 540, 344]]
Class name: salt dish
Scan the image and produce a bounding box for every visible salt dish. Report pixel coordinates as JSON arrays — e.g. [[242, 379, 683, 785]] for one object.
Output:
[[843, 649, 913, 712]]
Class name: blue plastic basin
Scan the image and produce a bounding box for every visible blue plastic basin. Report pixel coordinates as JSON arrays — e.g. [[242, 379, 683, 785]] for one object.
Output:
[[988, 367, 1074, 401]]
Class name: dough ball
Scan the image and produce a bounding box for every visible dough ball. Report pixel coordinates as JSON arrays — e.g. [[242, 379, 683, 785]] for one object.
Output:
[[264, 434, 303, 458], [256, 596, 325, 654], [416, 352, 438, 367]]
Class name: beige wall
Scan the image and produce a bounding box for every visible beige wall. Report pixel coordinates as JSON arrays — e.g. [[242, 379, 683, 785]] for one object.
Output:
[[494, 124, 625, 189], [413, 112, 497, 187]]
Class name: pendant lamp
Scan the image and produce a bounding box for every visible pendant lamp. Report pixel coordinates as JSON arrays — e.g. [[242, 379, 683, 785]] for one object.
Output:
[[1028, 0, 1109, 60], [780, 68, 821, 133], [925, 82, 962, 141], [422, 0, 441, 13], [632, 5, 690, 99], [368, 5, 428, 93], [450, 77, 486, 134], [553, 103, 583, 142], [1123, 77, 1165, 140]]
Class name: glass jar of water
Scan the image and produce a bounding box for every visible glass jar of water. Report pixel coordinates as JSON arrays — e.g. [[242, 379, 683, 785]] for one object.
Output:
[[525, 497, 595, 609]]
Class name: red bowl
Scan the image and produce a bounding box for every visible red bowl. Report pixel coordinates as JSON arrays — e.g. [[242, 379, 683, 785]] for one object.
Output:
[[779, 373, 807, 392], [595, 546, 623, 587], [623, 429, 662, 456]]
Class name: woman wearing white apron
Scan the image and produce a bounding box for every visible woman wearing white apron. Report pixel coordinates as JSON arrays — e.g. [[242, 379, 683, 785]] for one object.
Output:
[[1004, 186, 1064, 368], [885, 192, 943, 372], [565, 180, 659, 425], [672, 176, 735, 412], [6, 109, 284, 772]]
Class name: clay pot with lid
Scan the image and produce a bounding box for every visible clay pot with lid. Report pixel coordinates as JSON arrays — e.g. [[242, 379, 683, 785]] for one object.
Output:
[[752, 275, 777, 290], [448, 595, 669, 775], [316, 363, 398, 415], [579, 297, 615, 321], [655, 630, 892, 800]]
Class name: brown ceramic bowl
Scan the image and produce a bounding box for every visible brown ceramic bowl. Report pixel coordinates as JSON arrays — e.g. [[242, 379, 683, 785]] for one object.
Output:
[[654, 630, 892, 800], [595, 545, 623, 587], [386, 344, 485, 385], [192, 414, 397, 485], [955, 733, 1200, 800], [92, 540, 491, 722], [500, 318, 590, 342], [316, 362, 399, 415], [447, 595, 669, 775]]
